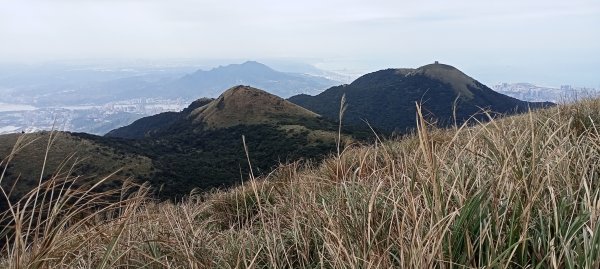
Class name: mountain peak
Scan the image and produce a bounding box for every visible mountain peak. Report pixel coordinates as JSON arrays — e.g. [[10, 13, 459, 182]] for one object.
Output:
[[202, 61, 274, 74], [174, 61, 339, 98], [407, 63, 477, 99], [240, 60, 265, 66], [290, 63, 551, 132], [228, 60, 272, 70], [190, 85, 319, 129]]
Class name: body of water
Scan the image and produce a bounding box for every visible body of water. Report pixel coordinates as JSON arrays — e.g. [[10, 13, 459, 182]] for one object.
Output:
[[0, 103, 37, 112]]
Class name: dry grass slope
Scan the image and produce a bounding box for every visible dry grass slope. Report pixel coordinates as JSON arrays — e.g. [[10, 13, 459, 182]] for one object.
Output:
[[407, 63, 477, 99], [191, 85, 319, 129], [0, 132, 154, 199], [2, 98, 600, 268]]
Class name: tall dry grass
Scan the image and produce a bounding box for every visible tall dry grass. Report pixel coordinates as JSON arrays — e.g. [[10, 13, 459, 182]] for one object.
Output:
[[2, 98, 600, 268]]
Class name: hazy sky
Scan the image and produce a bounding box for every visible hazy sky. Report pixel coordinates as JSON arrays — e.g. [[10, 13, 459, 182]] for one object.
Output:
[[1, 0, 599, 87]]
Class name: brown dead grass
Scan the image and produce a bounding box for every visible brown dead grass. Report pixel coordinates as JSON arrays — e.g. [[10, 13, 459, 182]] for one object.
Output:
[[2, 98, 600, 268]]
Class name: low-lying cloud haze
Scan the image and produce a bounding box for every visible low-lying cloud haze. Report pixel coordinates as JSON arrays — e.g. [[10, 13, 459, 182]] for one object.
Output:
[[1, 0, 599, 87]]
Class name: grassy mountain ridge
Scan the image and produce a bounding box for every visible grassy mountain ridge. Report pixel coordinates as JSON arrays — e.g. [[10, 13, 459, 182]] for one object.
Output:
[[85, 121, 341, 197], [0, 131, 154, 208], [1, 61, 555, 203], [3, 95, 600, 267], [1, 62, 554, 203], [1, 85, 349, 200], [189, 85, 320, 129], [289, 63, 554, 133], [99, 86, 347, 197]]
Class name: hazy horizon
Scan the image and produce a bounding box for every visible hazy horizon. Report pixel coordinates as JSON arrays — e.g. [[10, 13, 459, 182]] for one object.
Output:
[[1, 0, 599, 87]]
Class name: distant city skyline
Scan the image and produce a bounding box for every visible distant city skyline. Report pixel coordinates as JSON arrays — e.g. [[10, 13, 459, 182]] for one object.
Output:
[[0, 0, 598, 88]]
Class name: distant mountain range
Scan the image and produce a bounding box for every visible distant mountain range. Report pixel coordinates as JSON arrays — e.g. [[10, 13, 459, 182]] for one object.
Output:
[[0, 61, 343, 136], [0, 61, 341, 106], [493, 83, 599, 103], [290, 63, 553, 132], [167, 61, 340, 98], [0, 63, 554, 203]]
